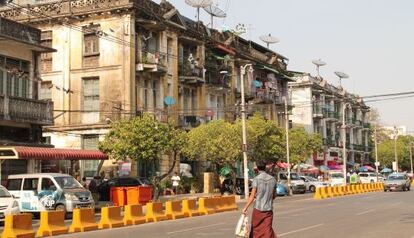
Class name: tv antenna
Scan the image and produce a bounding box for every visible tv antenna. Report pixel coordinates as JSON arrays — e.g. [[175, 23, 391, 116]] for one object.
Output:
[[259, 33, 279, 48], [185, 0, 213, 23], [334, 71, 349, 87], [203, 4, 226, 29], [312, 59, 327, 77]]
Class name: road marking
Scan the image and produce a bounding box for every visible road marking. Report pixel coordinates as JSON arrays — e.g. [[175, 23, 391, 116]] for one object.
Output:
[[279, 223, 324, 237], [356, 209, 375, 216], [166, 223, 224, 235]]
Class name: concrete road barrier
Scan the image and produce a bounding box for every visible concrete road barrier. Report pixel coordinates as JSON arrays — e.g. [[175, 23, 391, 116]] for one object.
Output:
[[216, 196, 238, 212], [313, 187, 323, 200], [320, 187, 329, 199], [123, 204, 146, 226], [1, 213, 35, 238], [326, 187, 334, 198], [37, 210, 68, 237], [146, 202, 169, 222], [165, 201, 186, 220], [69, 208, 99, 233], [99, 206, 124, 229], [198, 197, 216, 215], [182, 199, 200, 217]]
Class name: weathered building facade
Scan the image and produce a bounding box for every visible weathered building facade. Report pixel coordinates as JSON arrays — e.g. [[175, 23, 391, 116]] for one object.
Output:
[[289, 74, 371, 167], [0, 0, 293, 178], [0, 16, 54, 182]]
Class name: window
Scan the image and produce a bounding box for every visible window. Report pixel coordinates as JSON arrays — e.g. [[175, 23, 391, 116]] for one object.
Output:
[[41, 178, 56, 191], [83, 31, 99, 56], [41, 31, 53, 72], [82, 135, 100, 178], [0, 68, 3, 94], [7, 179, 22, 191], [83, 78, 99, 111], [23, 178, 39, 192], [152, 80, 157, 109], [0, 55, 29, 97], [144, 80, 149, 109], [40, 82, 52, 100], [82, 77, 99, 123]]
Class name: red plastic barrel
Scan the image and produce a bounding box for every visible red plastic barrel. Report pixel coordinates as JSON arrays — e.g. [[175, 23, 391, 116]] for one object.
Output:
[[137, 186, 153, 205]]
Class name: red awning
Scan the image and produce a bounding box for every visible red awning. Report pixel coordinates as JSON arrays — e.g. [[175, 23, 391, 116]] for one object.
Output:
[[0, 146, 108, 160], [215, 44, 236, 55]]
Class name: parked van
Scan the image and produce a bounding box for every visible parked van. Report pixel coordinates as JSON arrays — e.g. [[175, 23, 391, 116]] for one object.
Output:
[[359, 172, 383, 183], [328, 171, 345, 186], [6, 173, 94, 214]]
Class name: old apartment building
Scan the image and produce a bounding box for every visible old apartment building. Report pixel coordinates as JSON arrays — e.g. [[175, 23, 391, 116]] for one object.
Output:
[[289, 74, 371, 167], [0, 0, 293, 178]]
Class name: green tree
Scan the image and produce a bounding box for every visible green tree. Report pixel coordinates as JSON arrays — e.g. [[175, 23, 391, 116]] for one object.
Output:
[[99, 114, 187, 200], [377, 135, 413, 171], [288, 127, 323, 165], [183, 120, 240, 164]]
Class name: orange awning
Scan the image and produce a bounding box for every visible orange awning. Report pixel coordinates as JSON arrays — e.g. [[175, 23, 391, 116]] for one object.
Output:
[[0, 146, 108, 160]]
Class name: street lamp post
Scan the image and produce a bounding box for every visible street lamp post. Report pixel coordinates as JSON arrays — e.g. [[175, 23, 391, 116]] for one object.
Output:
[[240, 64, 253, 199], [393, 126, 398, 172], [410, 142, 413, 175], [284, 96, 292, 196], [374, 125, 379, 181], [342, 102, 351, 185]]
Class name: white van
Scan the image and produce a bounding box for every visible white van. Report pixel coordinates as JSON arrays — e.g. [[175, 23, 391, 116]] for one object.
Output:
[[359, 172, 382, 183], [6, 173, 94, 214], [328, 171, 345, 186]]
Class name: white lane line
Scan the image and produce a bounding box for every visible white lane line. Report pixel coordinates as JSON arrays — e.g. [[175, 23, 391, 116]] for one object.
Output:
[[166, 223, 224, 235], [356, 209, 375, 216], [279, 223, 324, 237]]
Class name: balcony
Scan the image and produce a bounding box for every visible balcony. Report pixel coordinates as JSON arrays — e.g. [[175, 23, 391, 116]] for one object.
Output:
[[363, 122, 370, 129], [136, 51, 167, 73], [179, 61, 204, 84], [254, 89, 280, 104], [323, 137, 338, 147], [0, 17, 41, 45], [313, 106, 323, 118], [324, 110, 340, 121], [205, 64, 232, 89], [352, 144, 365, 151], [0, 95, 53, 125]]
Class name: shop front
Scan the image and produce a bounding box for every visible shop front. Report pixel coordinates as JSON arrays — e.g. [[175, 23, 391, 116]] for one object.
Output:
[[0, 146, 108, 185]]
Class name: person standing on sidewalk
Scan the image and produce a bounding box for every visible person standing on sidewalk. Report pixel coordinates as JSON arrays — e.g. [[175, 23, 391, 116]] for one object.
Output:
[[171, 172, 181, 195], [242, 162, 277, 238]]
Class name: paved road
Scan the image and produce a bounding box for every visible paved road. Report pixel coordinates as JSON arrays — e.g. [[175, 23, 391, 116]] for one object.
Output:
[[53, 190, 414, 238]]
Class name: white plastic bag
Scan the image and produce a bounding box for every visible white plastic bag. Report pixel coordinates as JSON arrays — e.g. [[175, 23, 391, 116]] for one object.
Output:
[[235, 214, 250, 237]]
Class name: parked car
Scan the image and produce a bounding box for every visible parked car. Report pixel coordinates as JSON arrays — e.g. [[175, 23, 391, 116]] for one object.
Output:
[[276, 172, 306, 194], [384, 173, 411, 192], [276, 183, 288, 196], [7, 173, 94, 215], [97, 177, 142, 201], [0, 185, 19, 222], [300, 176, 330, 192], [328, 171, 345, 186]]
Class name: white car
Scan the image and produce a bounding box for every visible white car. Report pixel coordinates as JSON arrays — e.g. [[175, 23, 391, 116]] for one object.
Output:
[[300, 176, 330, 192], [0, 185, 20, 221], [359, 172, 382, 183], [328, 171, 345, 186]]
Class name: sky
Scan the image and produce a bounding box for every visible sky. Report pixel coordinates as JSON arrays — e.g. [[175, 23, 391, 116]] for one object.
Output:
[[159, 0, 414, 131]]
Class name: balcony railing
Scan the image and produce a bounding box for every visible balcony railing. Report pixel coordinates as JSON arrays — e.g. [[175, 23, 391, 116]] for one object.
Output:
[[205, 64, 232, 88], [313, 106, 323, 117], [0, 17, 41, 44], [136, 51, 167, 73], [0, 95, 53, 125], [179, 61, 204, 84], [352, 144, 365, 151], [363, 122, 370, 128], [323, 137, 338, 147], [254, 90, 281, 104]]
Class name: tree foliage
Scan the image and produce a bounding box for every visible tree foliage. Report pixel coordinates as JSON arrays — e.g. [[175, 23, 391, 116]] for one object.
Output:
[[288, 127, 323, 165], [377, 135, 413, 171]]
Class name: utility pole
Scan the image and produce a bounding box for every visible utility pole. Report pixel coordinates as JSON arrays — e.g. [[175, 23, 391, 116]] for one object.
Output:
[[410, 142, 413, 175], [284, 96, 292, 196], [374, 125, 379, 182], [342, 102, 350, 185], [394, 126, 398, 172], [240, 64, 252, 199]]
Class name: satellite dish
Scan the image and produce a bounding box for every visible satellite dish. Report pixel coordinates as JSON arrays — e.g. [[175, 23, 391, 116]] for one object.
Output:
[[259, 33, 279, 48], [312, 59, 327, 77], [334, 71, 349, 87], [164, 96, 176, 106], [203, 5, 226, 29], [185, 0, 213, 22]]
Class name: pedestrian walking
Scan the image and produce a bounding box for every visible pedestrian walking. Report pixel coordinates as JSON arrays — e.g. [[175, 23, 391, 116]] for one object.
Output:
[[171, 172, 181, 195], [81, 177, 88, 188], [242, 162, 277, 238]]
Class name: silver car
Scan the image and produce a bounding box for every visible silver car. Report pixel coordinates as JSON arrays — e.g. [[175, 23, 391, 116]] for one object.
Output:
[[384, 173, 411, 192]]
